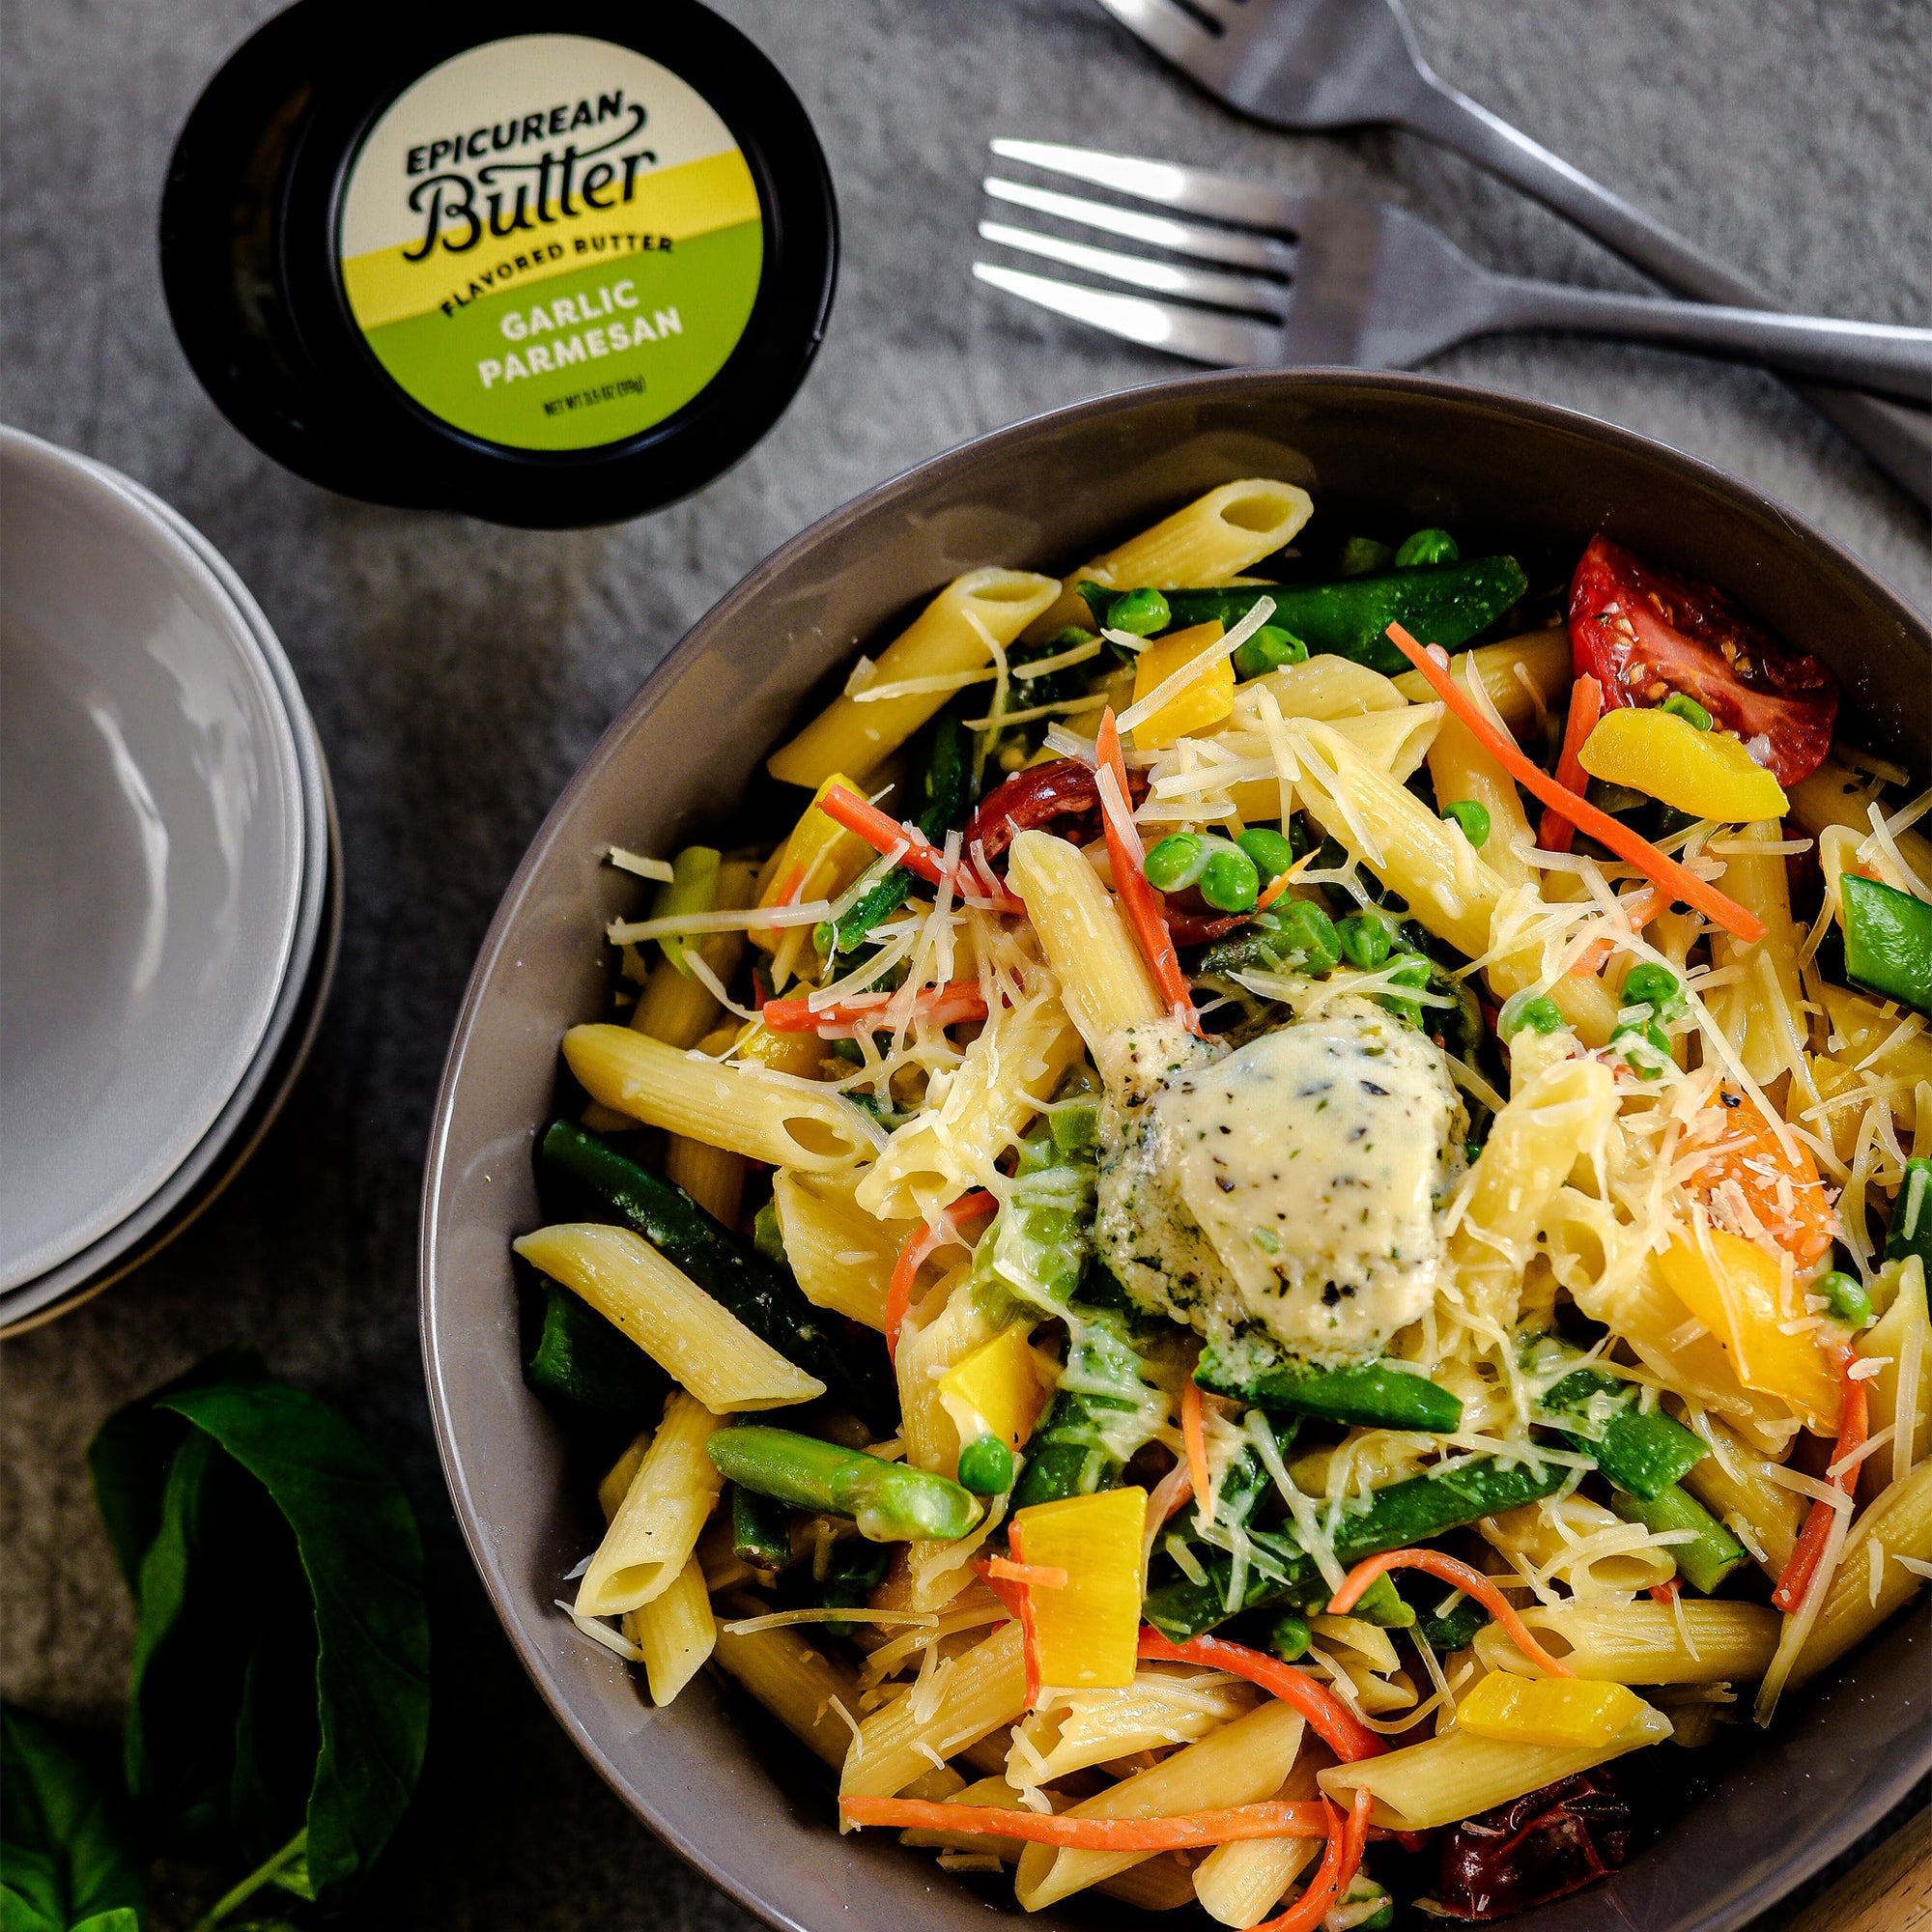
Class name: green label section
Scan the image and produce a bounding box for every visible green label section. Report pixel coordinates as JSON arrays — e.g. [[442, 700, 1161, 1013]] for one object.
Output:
[[358, 222, 762, 451]]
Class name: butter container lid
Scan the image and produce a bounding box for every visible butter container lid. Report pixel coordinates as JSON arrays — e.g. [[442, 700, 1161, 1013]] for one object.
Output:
[[162, 0, 837, 526]]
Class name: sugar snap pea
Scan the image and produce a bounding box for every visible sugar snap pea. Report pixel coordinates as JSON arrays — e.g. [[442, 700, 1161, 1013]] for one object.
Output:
[[521, 1276, 669, 1426], [1079, 555, 1528, 676], [1196, 1348, 1463, 1433], [708, 1427, 980, 1542], [729, 1481, 792, 1575], [1537, 1367, 1707, 1500], [1608, 1483, 1747, 1595], [539, 1121, 896, 1434], [1886, 1157, 1931, 1272], [1841, 875, 1932, 1018]]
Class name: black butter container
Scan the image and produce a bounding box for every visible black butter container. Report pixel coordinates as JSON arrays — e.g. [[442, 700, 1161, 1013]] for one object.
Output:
[[161, 0, 837, 526]]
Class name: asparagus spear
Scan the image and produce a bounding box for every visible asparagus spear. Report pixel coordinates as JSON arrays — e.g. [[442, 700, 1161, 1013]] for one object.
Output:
[[708, 1428, 980, 1542]]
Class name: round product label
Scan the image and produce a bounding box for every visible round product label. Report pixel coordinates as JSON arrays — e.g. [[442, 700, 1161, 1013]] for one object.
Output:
[[337, 34, 764, 451]]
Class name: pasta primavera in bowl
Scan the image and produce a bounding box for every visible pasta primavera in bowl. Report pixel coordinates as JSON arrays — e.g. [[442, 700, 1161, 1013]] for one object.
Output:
[[510, 478, 1931, 1926]]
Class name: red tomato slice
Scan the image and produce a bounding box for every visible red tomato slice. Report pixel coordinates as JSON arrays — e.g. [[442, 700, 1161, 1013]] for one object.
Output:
[[1567, 536, 1837, 785]]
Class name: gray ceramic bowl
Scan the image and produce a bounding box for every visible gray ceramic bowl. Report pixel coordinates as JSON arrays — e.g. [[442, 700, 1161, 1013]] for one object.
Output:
[[0, 429, 306, 1290], [421, 371, 1931, 1932]]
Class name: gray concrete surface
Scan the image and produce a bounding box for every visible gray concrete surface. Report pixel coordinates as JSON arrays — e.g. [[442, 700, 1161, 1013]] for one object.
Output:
[[1, 1, 1926, 1926]]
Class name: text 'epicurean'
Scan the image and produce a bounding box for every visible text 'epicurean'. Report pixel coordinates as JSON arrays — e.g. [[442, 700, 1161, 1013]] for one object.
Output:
[[400, 91, 658, 264], [477, 280, 681, 390]]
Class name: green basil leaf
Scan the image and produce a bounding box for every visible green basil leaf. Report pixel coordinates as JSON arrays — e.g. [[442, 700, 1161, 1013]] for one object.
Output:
[[154, 1381, 429, 1902], [0, 1706, 145, 1931], [86, 1348, 266, 1594]]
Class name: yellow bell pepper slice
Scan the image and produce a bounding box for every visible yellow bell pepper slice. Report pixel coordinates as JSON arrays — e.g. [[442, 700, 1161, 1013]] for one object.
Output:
[[1010, 1486, 1146, 1689], [938, 1323, 1050, 1450], [1577, 707, 1788, 823], [1657, 1229, 1841, 1433], [1456, 1672, 1644, 1748], [1130, 621, 1233, 751]]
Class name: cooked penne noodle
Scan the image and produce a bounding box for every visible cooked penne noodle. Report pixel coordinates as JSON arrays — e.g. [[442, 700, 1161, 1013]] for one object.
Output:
[[1011, 1666, 1259, 1784], [769, 569, 1062, 788], [1190, 1747, 1330, 1929], [1024, 479, 1315, 640], [712, 1605, 865, 1768], [856, 992, 1083, 1220], [577, 1392, 724, 1616], [1862, 1258, 1929, 1499], [772, 1167, 914, 1329], [1474, 1600, 1781, 1683], [1682, 1417, 1805, 1575], [1241, 655, 1408, 722], [630, 858, 761, 1046], [1788, 750, 1932, 884], [624, 1555, 717, 1704], [598, 1431, 653, 1525], [1707, 819, 1807, 1087], [1428, 709, 1537, 889], [515, 1223, 826, 1412], [1479, 1494, 1678, 1598], [1790, 1458, 1932, 1688], [839, 1621, 1031, 1801], [1319, 1704, 1673, 1830], [1012, 1698, 1306, 1909], [563, 1025, 873, 1171], [1390, 627, 1570, 729], [1007, 829, 1162, 1051], [665, 1133, 747, 1229]]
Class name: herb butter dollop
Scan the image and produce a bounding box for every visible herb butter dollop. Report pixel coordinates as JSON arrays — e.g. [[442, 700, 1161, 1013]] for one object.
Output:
[[1095, 999, 1466, 1363]]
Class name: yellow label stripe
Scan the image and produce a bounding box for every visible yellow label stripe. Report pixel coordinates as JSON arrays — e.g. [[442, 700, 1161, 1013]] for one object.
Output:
[[342, 149, 759, 330]]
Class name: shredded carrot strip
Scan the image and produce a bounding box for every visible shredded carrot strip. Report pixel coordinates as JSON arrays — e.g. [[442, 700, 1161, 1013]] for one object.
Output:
[[1773, 1349, 1866, 1613], [985, 1556, 1067, 1590], [1255, 1787, 1373, 1932], [1137, 1629, 1384, 1762], [817, 783, 1023, 914], [1570, 884, 1665, 976], [1095, 709, 1204, 1035], [838, 1794, 1340, 1850], [1540, 673, 1603, 855], [1181, 1377, 1211, 1518], [885, 1191, 996, 1360], [1256, 867, 1295, 912], [762, 982, 989, 1037], [1383, 625, 1764, 944], [1006, 1521, 1045, 1710], [1328, 1548, 1577, 1678], [1649, 1577, 1682, 1606]]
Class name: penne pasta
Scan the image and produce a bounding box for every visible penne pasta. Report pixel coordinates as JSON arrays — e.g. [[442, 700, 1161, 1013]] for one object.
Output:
[[712, 1607, 865, 1768], [1010, 1667, 1258, 1784], [577, 1392, 724, 1616], [1390, 627, 1570, 730], [1473, 1600, 1782, 1683], [1428, 709, 1537, 890], [1012, 1697, 1306, 1910], [771, 1167, 915, 1329], [1024, 479, 1315, 640], [1007, 829, 1162, 1052], [1790, 1458, 1932, 1688], [515, 1223, 826, 1412], [1190, 1745, 1330, 1929], [1682, 1417, 1804, 1576], [664, 1133, 747, 1229], [769, 568, 1061, 788], [563, 1025, 873, 1171], [1707, 819, 1807, 1087], [630, 857, 760, 1046], [623, 1554, 717, 1705], [1318, 1703, 1673, 1830]]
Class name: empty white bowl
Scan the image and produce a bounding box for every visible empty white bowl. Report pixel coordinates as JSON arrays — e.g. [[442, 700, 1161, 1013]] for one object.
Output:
[[0, 430, 304, 1290]]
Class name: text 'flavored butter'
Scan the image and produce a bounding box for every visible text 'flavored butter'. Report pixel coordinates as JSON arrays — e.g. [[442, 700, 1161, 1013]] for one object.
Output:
[[161, 0, 837, 527]]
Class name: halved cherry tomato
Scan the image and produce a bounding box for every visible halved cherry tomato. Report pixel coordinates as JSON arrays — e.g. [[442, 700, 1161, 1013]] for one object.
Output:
[[961, 758, 1149, 867], [1567, 536, 1836, 785]]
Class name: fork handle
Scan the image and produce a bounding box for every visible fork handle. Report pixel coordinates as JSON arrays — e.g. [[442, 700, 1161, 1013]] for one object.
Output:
[[1403, 73, 1932, 503], [1481, 280, 1932, 405]]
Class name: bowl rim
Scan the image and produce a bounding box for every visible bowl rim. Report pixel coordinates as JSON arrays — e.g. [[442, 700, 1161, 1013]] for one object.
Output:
[[418, 365, 1931, 1932], [0, 425, 309, 1288]]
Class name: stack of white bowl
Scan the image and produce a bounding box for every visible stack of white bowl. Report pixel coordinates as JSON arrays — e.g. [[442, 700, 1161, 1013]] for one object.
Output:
[[0, 428, 340, 1334]]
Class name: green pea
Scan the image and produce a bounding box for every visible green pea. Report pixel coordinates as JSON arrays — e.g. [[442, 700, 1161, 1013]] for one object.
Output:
[[1621, 962, 1686, 1019], [1338, 535, 1394, 578], [1337, 910, 1394, 971], [1199, 845, 1261, 913], [1109, 587, 1171, 637], [1266, 1611, 1312, 1662], [1395, 526, 1460, 567], [956, 1435, 1014, 1495], [1441, 798, 1492, 847], [1231, 623, 1308, 680], [1144, 833, 1207, 893], [1498, 990, 1564, 1038], [1815, 1270, 1874, 1329], [1611, 1017, 1673, 1078], [1236, 826, 1297, 886], [1662, 692, 1714, 730], [1277, 899, 1342, 976]]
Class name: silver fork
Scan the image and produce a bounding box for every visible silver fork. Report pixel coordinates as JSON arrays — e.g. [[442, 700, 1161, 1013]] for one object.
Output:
[[1092, 0, 1931, 503], [975, 142, 1932, 398]]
